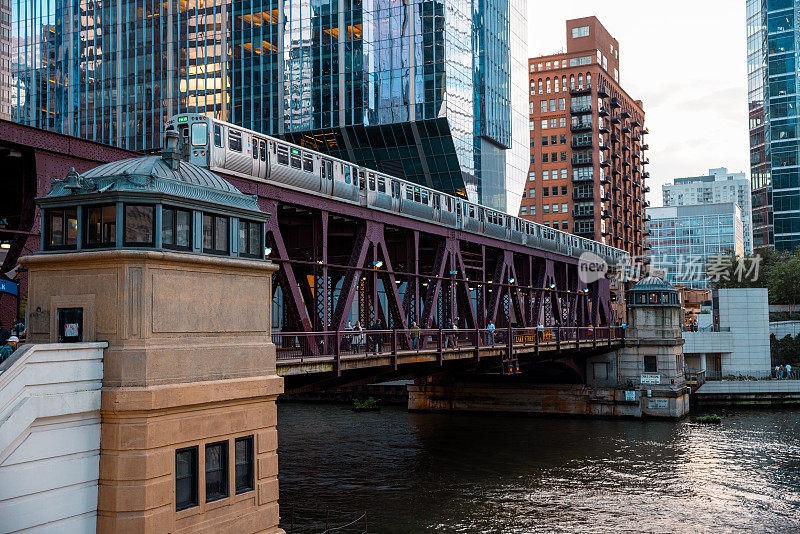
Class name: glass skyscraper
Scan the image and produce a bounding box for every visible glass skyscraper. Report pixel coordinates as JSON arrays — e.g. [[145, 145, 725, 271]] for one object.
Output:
[[747, 0, 800, 250], [10, 0, 526, 213]]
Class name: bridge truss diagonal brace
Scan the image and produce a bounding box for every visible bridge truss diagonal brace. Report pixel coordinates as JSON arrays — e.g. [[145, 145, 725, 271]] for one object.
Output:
[[421, 238, 477, 330], [262, 200, 315, 336], [330, 222, 409, 339], [486, 251, 525, 327], [591, 277, 613, 327], [532, 259, 563, 326]]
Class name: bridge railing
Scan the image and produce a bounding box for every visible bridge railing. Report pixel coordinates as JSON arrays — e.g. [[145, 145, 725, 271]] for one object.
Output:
[[272, 325, 624, 363]]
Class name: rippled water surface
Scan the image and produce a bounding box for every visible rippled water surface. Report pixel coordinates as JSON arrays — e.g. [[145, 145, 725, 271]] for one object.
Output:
[[277, 404, 800, 533]]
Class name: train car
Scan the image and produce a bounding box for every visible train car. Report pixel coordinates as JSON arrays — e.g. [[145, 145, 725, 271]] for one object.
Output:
[[165, 115, 629, 267]]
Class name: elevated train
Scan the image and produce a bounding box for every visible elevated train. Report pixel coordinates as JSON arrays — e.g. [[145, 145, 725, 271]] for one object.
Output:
[[166, 114, 627, 265]]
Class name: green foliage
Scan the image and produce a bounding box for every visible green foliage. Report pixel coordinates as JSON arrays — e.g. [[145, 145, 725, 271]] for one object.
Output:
[[770, 333, 800, 366], [697, 414, 722, 424], [352, 397, 380, 411], [708, 247, 800, 305]]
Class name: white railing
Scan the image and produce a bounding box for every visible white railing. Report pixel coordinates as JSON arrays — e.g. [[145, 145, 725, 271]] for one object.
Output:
[[0, 342, 106, 533]]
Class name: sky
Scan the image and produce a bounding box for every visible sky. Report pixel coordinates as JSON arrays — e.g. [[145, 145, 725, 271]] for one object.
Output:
[[526, 1, 751, 207]]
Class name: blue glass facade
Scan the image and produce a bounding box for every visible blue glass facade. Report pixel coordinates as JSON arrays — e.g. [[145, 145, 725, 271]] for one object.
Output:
[[748, 0, 800, 250], [11, 0, 526, 212]]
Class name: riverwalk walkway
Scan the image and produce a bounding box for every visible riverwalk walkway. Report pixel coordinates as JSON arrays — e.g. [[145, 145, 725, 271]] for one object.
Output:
[[695, 380, 800, 406]]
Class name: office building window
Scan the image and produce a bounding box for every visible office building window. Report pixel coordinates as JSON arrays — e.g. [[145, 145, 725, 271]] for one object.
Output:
[[235, 436, 255, 494], [176, 447, 198, 511], [572, 25, 589, 38], [205, 441, 229, 502], [543, 205, 550, 214], [540, 100, 547, 113], [520, 206, 527, 215]]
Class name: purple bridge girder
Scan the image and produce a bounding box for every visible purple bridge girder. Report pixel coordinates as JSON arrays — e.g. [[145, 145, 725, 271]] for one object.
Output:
[[0, 121, 618, 376]]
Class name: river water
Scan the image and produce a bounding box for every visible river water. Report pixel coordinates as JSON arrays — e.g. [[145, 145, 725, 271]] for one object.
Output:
[[277, 404, 800, 533]]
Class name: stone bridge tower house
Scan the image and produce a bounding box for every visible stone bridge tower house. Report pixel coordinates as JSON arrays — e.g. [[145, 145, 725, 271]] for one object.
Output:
[[21, 136, 284, 533], [615, 275, 689, 418]]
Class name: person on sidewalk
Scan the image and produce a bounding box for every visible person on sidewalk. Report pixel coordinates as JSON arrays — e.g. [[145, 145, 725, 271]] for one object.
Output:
[[486, 321, 496, 345], [410, 321, 421, 350], [787, 363, 793, 380]]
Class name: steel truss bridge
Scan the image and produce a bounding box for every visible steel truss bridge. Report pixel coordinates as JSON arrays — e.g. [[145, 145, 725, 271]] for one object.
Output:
[[0, 121, 625, 390]]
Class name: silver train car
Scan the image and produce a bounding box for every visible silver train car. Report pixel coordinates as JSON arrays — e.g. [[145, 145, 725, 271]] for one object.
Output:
[[166, 114, 628, 266]]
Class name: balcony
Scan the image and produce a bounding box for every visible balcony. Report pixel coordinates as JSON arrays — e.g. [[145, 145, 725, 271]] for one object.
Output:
[[601, 194, 612, 202], [621, 110, 630, 119], [610, 97, 621, 108], [611, 117, 621, 125], [573, 190, 594, 200], [572, 173, 594, 183], [644, 200, 651, 208], [612, 166, 621, 176], [599, 141, 610, 151], [643, 185, 651, 193], [571, 139, 593, 149], [569, 85, 591, 96], [573, 210, 595, 219], [642, 127, 650, 135], [598, 107, 609, 117], [600, 177, 611, 185], [598, 124, 610, 134], [602, 210, 612, 219], [600, 160, 611, 168], [570, 104, 593, 114], [642, 157, 650, 165], [610, 134, 619, 144], [598, 86, 610, 98], [571, 156, 593, 167], [611, 150, 621, 160], [622, 124, 631, 133], [570, 122, 593, 132], [631, 119, 641, 127], [642, 171, 650, 179], [641, 144, 650, 151]]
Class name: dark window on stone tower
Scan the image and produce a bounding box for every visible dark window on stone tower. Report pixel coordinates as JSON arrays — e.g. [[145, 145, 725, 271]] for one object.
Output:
[[644, 355, 658, 373]]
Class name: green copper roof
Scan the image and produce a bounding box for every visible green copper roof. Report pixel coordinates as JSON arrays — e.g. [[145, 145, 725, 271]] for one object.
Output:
[[631, 275, 678, 293], [43, 155, 262, 214]]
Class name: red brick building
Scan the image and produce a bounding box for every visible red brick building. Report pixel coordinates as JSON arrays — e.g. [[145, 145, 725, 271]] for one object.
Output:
[[520, 16, 649, 258]]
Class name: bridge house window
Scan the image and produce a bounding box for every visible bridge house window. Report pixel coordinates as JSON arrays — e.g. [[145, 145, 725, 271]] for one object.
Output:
[[644, 355, 658, 373], [205, 441, 229, 502], [162, 207, 192, 251], [84, 204, 117, 248], [176, 446, 198, 511], [124, 204, 155, 247], [46, 208, 78, 250], [203, 213, 229, 255], [238, 220, 262, 259], [235, 436, 255, 494]]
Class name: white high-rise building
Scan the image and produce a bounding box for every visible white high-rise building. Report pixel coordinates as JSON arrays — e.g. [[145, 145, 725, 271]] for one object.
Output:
[[662, 167, 753, 254]]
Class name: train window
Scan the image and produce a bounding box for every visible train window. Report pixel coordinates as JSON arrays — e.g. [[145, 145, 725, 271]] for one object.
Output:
[[290, 148, 301, 169], [377, 177, 386, 193], [326, 161, 333, 179], [276, 145, 289, 165], [479, 209, 485, 222], [368, 174, 376, 191], [414, 188, 421, 203], [406, 187, 414, 201], [392, 181, 400, 198], [359, 172, 366, 190], [303, 154, 314, 172], [506, 217, 511, 229], [214, 125, 222, 147], [433, 194, 440, 209], [191, 123, 208, 146], [260, 141, 266, 162], [344, 165, 351, 184], [421, 190, 428, 205], [469, 206, 475, 218], [252, 140, 258, 159], [229, 130, 242, 152]]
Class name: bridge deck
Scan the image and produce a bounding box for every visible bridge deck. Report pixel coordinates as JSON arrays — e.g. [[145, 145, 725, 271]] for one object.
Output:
[[274, 326, 625, 376]]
